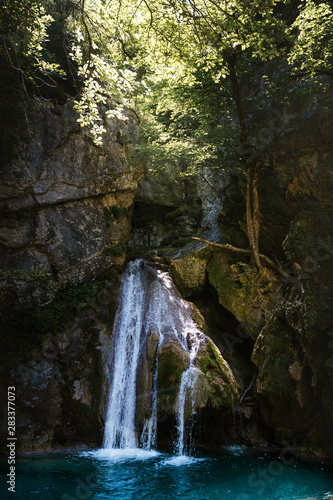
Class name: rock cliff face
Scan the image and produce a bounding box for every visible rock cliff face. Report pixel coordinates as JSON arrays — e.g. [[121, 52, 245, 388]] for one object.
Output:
[[129, 166, 225, 256], [0, 100, 143, 451], [0, 100, 143, 283], [1, 89, 332, 456], [168, 94, 333, 455], [229, 96, 333, 455], [0, 281, 117, 451]]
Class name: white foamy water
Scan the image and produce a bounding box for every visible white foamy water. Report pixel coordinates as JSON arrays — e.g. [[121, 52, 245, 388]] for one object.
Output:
[[103, 261, 148, 449], [175, 365, 199, 456], [161, 455, 204, 467], [84, 448, 160, 462]]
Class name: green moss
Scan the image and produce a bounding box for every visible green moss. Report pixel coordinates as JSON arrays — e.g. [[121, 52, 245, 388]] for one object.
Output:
[[102, 243, 126, 257], [192, 315, 208, 335], [206, 253, 241, 312], [0, 267, 51, 282], [207, 343, 232, 383], [209, 383, 223, 409], [157, 343, 189, 414], [158, 346, 185, 390], [207, 251, 281, 340], [197, 341, 231, 384], [207, 254, 240, 321], [220, 385, 234, 408], [264, 320, 288, 353], [197, 246, 213, 261], [197, 354, 213, 375], [196, 339, 238, 411], [103, 205, 129, 221]]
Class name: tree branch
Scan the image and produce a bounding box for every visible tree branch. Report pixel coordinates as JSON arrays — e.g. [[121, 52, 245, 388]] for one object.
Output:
[[240, 373, 256, 405], [192, 237, 289, 278]]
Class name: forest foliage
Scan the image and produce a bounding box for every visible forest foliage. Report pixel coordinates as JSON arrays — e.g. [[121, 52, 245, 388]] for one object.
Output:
[[1, 0, 332, 154], [1, 0, 332, 263]]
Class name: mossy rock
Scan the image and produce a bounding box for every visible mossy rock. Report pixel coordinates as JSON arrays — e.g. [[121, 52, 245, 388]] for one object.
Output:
[[251, 316, 317, 444], [188, 302, 208, 334], [102, 243, 127, 257], [252, 319, 297, 400], [136, 331, 160, 428], [195, 338, 239, 412], [283, 209, 333, 263], [147, 331, 160, 371], [206, 251, 281, 340], [169, 251, 209, 297], [157, 335, 190, 418]]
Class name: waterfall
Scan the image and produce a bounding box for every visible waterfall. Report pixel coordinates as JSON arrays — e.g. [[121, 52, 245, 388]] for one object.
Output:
[[103, 259, 204, 454], [103, 260, 148, 449], [175, 366, 199, 456]]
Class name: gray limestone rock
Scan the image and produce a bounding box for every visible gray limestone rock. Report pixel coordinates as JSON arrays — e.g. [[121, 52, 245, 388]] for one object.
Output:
[[0, 100, 144, 284]]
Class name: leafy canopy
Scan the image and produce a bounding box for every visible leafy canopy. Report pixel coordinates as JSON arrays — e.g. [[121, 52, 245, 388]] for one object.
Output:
[[2, 0, 333, 168], [288, 0, 333, 77]]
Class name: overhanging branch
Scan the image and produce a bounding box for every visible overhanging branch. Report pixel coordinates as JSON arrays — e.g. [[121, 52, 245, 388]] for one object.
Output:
[[192, 237, 289, 278]]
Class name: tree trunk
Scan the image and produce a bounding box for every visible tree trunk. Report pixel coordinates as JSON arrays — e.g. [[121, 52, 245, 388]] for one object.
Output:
[[226, 51, 262, 270], [246, 165, 261, 270]]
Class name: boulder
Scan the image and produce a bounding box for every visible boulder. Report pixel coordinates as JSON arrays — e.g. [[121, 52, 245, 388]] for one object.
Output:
[[157, 334, 191, 419], [169, 251, 208, 297]]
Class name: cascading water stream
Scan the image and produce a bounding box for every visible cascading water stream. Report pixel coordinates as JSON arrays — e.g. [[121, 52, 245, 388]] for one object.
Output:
[[103, 261, 148, 449], [103, 259, 204, 456], [175, 366, 199, 457]]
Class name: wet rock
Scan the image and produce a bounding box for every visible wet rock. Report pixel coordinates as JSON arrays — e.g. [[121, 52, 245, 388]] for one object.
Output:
[[195, 337, 239, 412], [136, 331, 160, 429], [157, 334, 191, 419], [206, 251, 282, 340], [252, 251, 333, 455]]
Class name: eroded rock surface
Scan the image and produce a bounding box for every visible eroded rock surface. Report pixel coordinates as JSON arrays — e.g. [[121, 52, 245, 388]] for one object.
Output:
[[0, 280, 118, 452], [0, 100, 143, 282]]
